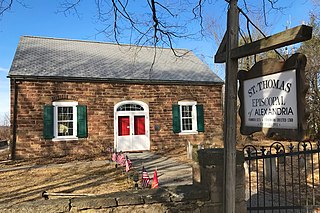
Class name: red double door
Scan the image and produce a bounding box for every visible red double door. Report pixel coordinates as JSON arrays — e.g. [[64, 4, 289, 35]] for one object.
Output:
[[118, 116, 145, 136], [117, 115, 147, 151]]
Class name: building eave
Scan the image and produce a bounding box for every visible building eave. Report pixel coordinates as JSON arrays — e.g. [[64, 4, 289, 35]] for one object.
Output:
[[7, 75, 225, 86]]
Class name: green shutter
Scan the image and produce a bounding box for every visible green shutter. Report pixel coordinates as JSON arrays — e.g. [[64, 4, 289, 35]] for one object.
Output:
[[77, 105, 87, 138], [196, 104, 205, 132], [172, 104, 181, 133], [43, 105, 54, 139]]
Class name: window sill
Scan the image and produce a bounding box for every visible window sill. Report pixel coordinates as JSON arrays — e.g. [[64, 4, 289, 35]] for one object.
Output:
[[178, 131, 198, 135], [52, 137, 78, 142]]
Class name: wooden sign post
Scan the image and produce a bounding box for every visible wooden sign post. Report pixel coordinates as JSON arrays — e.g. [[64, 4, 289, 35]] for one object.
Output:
[[214, 1, 312, 212], [223, 1, 239, 212]]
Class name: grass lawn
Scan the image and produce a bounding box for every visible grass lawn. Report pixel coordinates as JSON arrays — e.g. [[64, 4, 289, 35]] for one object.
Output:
[[0, 159, 133, 207], [0, 142, 219, 208]]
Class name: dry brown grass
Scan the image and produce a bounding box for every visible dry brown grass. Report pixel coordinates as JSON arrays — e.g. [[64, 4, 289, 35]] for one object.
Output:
[[0, 148, 9, 161], [0, 136, 243, 207], [0, 160, 134, 207], [0, 146, 194, 207]]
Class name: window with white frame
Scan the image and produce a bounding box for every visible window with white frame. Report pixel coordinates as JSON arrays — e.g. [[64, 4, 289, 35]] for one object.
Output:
[[179, 101, 197, 133], [53, 101, 78, 140], [172, 100, 204, 134]]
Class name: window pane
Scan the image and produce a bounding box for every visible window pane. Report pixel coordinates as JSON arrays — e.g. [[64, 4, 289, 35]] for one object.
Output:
[[182, 106, 192, 117], [57, 107, 73, 121], [67, 113, 73, 120], [182, 118, 192, 130], [117, 104, 144, 111], [58, 121, 73, 136]]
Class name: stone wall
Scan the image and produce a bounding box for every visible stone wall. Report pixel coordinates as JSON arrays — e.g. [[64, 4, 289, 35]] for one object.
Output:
[[1, 149, 246, 213], [10, 80, 223, 159], [197, 148, 246, 212], [3, 186, 210, 213]]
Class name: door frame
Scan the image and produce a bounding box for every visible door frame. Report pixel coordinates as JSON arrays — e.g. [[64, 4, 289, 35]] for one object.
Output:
[[114, 100, 150, 152]]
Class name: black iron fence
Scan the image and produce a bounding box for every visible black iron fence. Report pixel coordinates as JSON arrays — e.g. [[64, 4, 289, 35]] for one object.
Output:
[[244, 141, 320, 212]]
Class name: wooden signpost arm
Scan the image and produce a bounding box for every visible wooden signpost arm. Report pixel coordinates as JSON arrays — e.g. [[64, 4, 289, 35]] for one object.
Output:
[[215, 31, 227, 60], [215, 25, 312, 63], [223, 0, 239, 212]]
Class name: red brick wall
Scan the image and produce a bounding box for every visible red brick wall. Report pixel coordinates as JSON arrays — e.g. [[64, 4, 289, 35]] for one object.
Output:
[[10, 80, 223, 159]]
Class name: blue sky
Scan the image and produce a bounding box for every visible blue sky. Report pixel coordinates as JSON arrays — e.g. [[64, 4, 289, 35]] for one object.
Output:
[[0, 0, 314, 124]]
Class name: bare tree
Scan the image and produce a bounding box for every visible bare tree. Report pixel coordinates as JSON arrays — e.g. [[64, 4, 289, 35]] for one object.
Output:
[[58, 0, 209, 56], [206, 2, 285, 71], [3, 112, 9, 127], [299, 15, 320, 139], [0, 0, 286, 52], [0, 113, 10, 140], [310, 0, 320, 21], [311, 0, 320, 8], [58, 0, 288, 50]]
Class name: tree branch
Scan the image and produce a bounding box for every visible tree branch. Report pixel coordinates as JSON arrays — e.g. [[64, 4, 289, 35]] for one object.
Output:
[[59, 0, 81, 17], [0, 0, 13, 16], [155, 2, 175, 17], [192, 0, 204, 35]]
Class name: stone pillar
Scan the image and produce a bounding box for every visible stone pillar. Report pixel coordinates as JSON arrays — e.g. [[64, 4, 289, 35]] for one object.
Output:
[[264, 151, 277, 183], [197, 148, 246, 213]]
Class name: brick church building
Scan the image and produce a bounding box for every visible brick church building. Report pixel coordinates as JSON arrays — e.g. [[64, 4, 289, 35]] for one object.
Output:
[[8, 36, 224, 159]]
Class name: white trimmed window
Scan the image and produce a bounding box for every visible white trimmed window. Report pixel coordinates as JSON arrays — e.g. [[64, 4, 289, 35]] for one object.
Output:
[[179, 101, 197, 133], [172, 101, 204, 134], [43, 101, 87, 141], [52, 101, 78, 141]]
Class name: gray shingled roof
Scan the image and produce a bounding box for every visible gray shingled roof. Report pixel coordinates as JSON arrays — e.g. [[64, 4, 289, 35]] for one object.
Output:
[[8, 36, 223, 84]]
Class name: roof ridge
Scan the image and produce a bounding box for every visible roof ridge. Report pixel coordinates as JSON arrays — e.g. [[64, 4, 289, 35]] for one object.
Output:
[[21, 35, 189, 51]]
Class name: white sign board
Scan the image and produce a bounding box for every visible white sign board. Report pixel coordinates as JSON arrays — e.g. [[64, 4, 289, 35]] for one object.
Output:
[[243, 69, 297, 129]]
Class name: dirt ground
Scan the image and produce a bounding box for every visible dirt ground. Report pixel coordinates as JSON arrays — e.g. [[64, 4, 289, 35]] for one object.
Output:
[[0, 136, 244, 208], [0, 146, 196, 207], [1, 135, 310, 208], [0, 160, 134, 206]]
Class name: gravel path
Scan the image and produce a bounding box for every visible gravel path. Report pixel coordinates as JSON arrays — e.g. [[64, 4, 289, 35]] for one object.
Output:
[[127, 152, 193, 187]]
